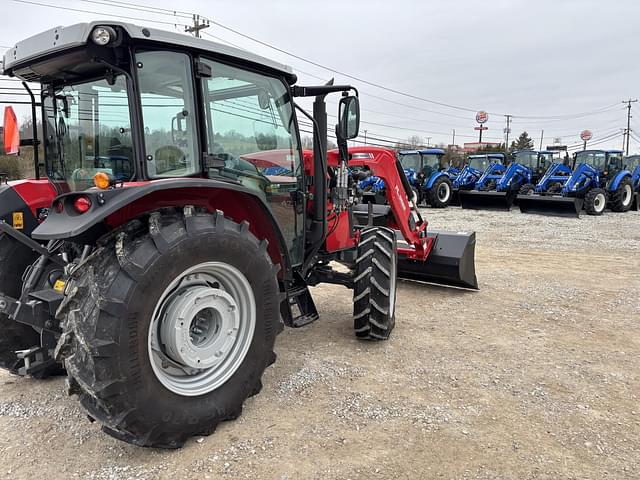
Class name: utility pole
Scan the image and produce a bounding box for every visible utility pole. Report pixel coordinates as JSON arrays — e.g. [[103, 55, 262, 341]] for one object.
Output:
[[539, 129, 544, 150], [363, 130, 367, 145], [623, 99, 637, 156], [426, 137, 431, 147], [452, 129, 456, 146], [185, 14, 210, 38], [504, 114, 512, 152]]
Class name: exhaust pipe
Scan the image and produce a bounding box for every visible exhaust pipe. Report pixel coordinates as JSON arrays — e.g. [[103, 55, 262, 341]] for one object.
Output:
[[396, 230, 478, 290], [517, 195, 584, 218], [458, 190, 516, 211]]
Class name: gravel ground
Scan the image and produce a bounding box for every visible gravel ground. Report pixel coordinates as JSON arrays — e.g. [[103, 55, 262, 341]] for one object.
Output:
[[0, 206, 638, 479]]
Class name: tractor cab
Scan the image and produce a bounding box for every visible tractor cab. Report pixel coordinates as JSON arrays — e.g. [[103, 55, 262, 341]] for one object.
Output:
[[513, 150, 554, 177], [574, 150, 624, 187], [398, 148, 446, 177]]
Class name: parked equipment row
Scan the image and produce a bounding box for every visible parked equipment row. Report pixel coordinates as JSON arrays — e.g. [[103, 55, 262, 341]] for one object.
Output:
[[358, 149, 640, 218]]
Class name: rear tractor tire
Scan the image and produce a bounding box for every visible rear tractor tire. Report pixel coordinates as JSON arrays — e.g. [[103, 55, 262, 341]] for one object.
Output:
[[353, 227, 398, 340], [518, 183, 535, 195], [56, 209, 282, 448], [584, 188, 607, 215], [428, 176, 453, 208], [610, 177, 634, 212], [0, 235, 63, 378]]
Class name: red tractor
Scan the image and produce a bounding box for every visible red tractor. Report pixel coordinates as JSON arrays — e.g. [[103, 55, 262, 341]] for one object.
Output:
[[0, 21, 477, 448]]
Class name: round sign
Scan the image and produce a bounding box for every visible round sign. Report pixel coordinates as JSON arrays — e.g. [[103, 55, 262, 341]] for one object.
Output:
[[476, 111, 489, 124], [580, 130, 593, 141]]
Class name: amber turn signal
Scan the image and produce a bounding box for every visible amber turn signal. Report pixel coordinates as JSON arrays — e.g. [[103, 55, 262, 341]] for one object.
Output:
[[94, 171, 113, 190]]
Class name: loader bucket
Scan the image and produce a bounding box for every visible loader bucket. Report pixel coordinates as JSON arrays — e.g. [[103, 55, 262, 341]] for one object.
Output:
[[517, 195, 584, 218], [396, 230, 478, 290], [458, 190, 516, 211]]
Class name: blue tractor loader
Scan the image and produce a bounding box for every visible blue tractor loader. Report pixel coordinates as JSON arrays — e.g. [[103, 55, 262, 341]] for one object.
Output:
[[451, 153, 507, 206], [459, 150, 552, 210], [516, 149, 634, 217], [398, 149, 454, 207], [624, 155, 640, 210]]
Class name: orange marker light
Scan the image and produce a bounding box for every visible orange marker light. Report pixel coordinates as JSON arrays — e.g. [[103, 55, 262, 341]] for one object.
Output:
[[94, 171, 112, 190]]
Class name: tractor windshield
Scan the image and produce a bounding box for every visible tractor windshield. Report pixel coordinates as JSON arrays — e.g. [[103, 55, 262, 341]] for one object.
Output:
[[515, 151, 537, 168], [575, 151, 606, 170], [422, 154, 442, 173], [43, 74, 134, 192], [626, 155, 640, 170], [468, 156, 490, 171], [399, 153, 421, 171]]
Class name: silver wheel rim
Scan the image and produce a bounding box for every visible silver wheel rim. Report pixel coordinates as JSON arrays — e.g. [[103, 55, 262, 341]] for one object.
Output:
[[594, 193, 606, 212], [622, 184, 632, 206], [148, 262, 256, 397], [437, 182, 451, 202]]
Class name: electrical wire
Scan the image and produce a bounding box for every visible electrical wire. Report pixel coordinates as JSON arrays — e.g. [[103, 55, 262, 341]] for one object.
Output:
[[7, 0, 631, 144]]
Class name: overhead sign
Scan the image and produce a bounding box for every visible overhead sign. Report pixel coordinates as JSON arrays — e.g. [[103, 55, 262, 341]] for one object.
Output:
[[476, 111, 489, 124], [580, 130, 593, 142]]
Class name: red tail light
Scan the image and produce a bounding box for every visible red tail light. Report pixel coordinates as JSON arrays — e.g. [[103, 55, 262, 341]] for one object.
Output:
[[73, 196, 92, 214]]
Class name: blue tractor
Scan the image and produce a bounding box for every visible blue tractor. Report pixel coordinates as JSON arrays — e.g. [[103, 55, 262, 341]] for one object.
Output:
[[517, 149, 634, 217], [397, 149, 454, 207], [451, 153, 507, 205], [624, 155, 640, 210], [459, 150, 553, 210], [359, 148, 455, 207]]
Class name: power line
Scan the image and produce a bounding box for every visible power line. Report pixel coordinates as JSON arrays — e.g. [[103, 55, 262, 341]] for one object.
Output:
[[11, 0, 189, 28]]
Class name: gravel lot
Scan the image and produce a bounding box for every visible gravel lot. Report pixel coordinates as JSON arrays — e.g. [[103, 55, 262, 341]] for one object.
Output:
[[0, 207, 638, 479]]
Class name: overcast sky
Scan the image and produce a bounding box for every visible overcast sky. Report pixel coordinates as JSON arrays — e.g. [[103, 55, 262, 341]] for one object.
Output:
[[1, 0, 639, 152]]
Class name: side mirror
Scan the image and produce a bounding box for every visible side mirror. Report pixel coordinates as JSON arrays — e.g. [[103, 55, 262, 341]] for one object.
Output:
[[337, 95, 360, 141], [3, 106, 20, 155]]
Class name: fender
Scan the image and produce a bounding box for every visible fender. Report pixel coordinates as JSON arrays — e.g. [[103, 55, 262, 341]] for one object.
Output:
[[608, 170, 632, 192], [425, 171, 447, 189], [32, 178, 292, 271], [0, 179, 55, 236]]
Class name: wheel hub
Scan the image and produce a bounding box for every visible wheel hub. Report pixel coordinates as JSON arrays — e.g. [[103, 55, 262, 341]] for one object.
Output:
[[148, 262, 256, 397], [160, 286, 239, 369], [438, 183, 450, 202]]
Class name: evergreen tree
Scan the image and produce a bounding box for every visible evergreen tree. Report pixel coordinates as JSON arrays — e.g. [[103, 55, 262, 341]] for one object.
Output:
[[510, 131, 534, 151]]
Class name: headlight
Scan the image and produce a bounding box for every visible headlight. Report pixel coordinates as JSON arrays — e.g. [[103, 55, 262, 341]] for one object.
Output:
[[91, 26, 117, 46]]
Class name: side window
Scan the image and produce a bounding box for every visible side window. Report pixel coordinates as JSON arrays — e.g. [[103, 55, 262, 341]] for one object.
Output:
[[136, 51, 198, 178]]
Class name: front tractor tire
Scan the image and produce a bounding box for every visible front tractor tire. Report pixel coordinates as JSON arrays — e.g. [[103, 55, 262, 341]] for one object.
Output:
[[353, 227, 398, 340], [428, 176, 453, 208], [56, 209, 282, 448], [610, 177, 634, 212], [584, 188, 607, 215]]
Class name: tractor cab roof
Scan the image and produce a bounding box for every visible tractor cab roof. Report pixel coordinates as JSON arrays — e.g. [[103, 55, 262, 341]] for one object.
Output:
[[399, 148, 445, 156], [578, 149, 623, 155], [416, 148, 445, 155], [2, 21, 296, 83]]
